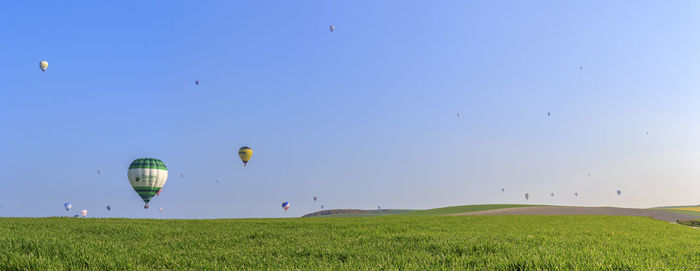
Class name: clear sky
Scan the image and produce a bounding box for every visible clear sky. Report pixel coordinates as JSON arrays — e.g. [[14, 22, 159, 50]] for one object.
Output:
[[1, 1, 700, 218]]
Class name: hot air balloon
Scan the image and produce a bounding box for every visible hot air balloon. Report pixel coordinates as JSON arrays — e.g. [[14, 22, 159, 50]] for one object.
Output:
[[329, 25, 335, 32], [238, 146, 253, 167], [457, 112, 460, 117], [195, 80, 199, 86], [574, 192, 579, 197], [501, 188, 505, 192], [313, 196, 318, 202], [81, 209, 88, 217], [159, 207, 163, 213], [73, 215, 80, 218], [180, 173, 184, 178], [97, 170, 102, 175], [282, 202, 290, 211], [64, 202, 72, 212], [525, 193, 530, 200], [128, 158, 168, 209], [579, 66, 583, 70], [39, 60, 48, 72], [550, 193, 555, 197], [106, 205, 111, 212], [547, 112, 551, 116], [617, 190, 621, 196], [320, 205, 324, 209]]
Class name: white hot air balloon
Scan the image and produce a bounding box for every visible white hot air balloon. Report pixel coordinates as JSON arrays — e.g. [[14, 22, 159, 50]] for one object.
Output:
[[39, 60, 48, 72], [329, 25, 335, 32], [128, 158, 168, 209], [80, 209, 88, 217]]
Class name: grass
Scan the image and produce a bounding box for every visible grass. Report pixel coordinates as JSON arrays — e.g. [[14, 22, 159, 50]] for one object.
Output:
[[678, 219, 700, 228], [1, 216, 698, 270]]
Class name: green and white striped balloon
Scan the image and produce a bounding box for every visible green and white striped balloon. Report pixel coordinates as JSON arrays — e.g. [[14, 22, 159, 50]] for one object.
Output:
[[128, 158, 168, 209]]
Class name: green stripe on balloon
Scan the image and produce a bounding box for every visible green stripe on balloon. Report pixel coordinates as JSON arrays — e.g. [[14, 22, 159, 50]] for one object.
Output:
[[128, 158, 168, 170]]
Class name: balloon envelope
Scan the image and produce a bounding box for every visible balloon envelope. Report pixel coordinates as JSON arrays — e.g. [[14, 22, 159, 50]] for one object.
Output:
[[238, 146, 253, 166], [80, 210, 88, 217], [617, 190, 621, 195], [64, 202, 72, 211], [525, 193, 530, 200], [282, 202, 290, 211], [128, 158, 168, 209], [329, 25, 335, 32], [313, 196, 317, 202], [39, 60, 48, 71], [106, 205, 111, 211]]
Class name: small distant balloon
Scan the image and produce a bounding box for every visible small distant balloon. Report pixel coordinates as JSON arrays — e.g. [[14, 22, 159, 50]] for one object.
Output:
[[180, 174, 184, 178], [456, 112, 460, 118], [73, 215, 80, 218], [80, 209, 88, 217], [579, 66, 583, 70], [329, 25, 335, 32], [64, 202, 72, 211], [525, 193, 530, 200], [320, 205, 324, 209], [159, 207, 163, 213], [195, 80, 199, 86], [106, 205, 111, 212], [97, 170, 101, 175], [550, 193, 555, 197], [39, 60, 48, 72], [282, 202, 290, 211], [501, 188, 505, 192], [238, 146, 253, 167], [313, 196, 317, 202], [547, 112, 551, 117], [617, 190, 621, 196]]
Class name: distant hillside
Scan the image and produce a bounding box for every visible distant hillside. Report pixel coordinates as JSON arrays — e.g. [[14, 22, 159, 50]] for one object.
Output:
[[395, 204, 538, 216], [302, 204, 536, 217], [302, 209, 414, 217], [652, 205, 700, 217]]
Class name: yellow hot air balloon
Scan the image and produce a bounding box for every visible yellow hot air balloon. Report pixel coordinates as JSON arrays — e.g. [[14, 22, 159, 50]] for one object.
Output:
[[238, 146, 253, 167], [39, 60, 48, 72]]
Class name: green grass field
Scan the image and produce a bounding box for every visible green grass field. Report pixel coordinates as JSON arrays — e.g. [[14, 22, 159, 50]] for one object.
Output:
[[1, 215, 698, 270]]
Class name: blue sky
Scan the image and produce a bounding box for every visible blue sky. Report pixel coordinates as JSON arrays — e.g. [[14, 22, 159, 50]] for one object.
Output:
[[1, 1, 699, 218]]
